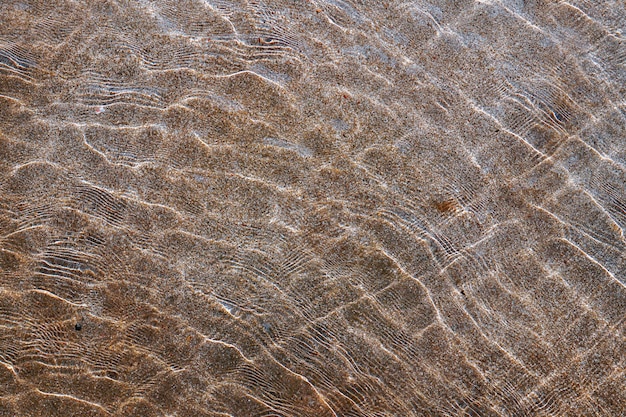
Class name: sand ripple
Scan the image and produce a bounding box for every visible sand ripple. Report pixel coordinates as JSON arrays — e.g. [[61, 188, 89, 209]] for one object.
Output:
[[0, 0, 625, 416]]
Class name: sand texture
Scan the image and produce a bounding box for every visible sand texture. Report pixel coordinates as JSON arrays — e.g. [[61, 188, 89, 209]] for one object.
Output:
[[0, 0, 625, 416]]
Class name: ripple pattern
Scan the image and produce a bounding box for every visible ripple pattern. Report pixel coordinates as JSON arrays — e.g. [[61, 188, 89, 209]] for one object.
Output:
[[0, 0, 625, 416]]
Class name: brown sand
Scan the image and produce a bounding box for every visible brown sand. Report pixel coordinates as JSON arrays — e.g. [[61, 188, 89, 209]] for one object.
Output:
[[0, 0, 625, 416]]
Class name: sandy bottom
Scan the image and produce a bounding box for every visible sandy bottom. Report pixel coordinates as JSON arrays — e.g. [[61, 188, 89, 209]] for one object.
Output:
[[0, 0, 625, 416]]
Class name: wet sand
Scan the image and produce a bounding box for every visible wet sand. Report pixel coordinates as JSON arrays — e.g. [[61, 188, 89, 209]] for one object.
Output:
[[0, 0, 625, 416]]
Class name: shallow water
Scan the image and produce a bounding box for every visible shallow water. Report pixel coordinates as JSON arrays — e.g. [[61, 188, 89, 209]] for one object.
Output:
[[0, 1, 625, 416]]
